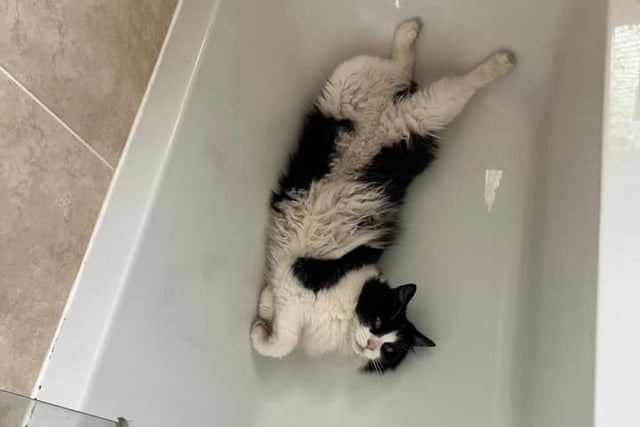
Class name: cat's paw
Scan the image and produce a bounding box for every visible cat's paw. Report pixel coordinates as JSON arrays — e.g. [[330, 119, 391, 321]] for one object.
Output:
[[251, 318, 271, 346], [490, 50, 516, 76], [395, 18, 422, 46]]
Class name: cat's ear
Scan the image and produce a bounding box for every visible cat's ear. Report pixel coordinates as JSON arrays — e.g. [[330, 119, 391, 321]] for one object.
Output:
[[410, 323, 436, 347], [395, 283, 417, 306]]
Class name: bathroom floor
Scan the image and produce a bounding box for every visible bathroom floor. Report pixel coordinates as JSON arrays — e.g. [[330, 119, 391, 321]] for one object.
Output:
[[0, 0, 177, 395]]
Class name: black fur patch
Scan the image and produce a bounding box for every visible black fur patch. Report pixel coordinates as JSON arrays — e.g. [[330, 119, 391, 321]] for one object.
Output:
[[392, 81, 418, 104], [292, 245, 383, 292], [271, 108, 353, 206], [359, 133, 439, 203], [356, 279, 435, 373]]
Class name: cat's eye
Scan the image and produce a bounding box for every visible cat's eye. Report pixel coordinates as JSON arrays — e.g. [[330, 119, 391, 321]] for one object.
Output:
[[382, 344, 394, 353], [374, 317, 382, 329]]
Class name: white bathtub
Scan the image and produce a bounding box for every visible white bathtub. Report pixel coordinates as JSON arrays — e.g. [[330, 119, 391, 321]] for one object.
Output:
[[33, 0, 640, 426]]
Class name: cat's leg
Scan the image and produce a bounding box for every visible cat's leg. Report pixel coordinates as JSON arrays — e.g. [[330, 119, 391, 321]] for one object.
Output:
[[398, 51, 515, 134], [251, 301, 302, 358], [391, 18, 421, 76]]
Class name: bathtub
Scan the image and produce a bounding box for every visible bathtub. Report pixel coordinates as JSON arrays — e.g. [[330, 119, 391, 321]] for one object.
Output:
[[32, 0, 640, 426]]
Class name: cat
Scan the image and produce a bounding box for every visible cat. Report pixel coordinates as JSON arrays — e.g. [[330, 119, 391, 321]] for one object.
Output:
[[251, 18, 515, 373]]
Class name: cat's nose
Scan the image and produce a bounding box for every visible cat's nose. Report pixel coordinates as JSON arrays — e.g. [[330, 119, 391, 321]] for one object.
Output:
[[366, 338, 378, 351]]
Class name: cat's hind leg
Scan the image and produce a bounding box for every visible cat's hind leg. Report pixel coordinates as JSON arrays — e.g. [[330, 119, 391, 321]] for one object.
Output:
[[392, 18, 422, 76], [251, 301, 301, 358], [397, 51, 515, 134]]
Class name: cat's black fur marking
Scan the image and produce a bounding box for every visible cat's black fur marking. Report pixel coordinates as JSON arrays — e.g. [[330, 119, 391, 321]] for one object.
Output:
[[392, 80, 419, 103], [360, 133, 439, 204], [293, 245, 383, 292], [290, 131, 438, 292], [356, 278, 435, 373], [289, 130, 439, 293], [271, 107, 353, 206]]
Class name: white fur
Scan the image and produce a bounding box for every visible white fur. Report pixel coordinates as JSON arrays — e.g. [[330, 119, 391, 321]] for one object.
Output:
[[251, 19, 514, 361], [353, 327, 398, 360]]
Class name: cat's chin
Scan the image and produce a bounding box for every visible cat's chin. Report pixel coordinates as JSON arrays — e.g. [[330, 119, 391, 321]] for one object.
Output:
[[352, 340, 363, 355], [350, 340, 375, 362], [351, 339, 367, 357]]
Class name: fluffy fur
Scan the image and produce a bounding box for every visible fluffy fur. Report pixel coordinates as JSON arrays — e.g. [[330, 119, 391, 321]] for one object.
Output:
[[251, 18, 515, 372]]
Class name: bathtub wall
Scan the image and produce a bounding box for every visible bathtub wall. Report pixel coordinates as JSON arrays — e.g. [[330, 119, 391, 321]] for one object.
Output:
[[596, 0, 640, 425], [514, 0, 606, 425]]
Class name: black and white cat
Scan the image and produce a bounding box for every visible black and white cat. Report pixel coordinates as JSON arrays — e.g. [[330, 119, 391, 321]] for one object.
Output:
[[251, 18, 515, 373]]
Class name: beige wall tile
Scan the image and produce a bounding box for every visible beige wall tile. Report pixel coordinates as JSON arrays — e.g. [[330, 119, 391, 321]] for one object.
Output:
[[0, 0, 178, 166], [0, 73, 112, 395]]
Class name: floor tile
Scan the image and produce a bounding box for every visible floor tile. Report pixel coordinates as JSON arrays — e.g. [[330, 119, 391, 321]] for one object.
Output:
[[0, 0, 178, 166], [0, 72, 112, 395]]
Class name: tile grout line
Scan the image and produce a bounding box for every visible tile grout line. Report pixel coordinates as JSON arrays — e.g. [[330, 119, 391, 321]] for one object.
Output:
[[0, 65, 115, 171]]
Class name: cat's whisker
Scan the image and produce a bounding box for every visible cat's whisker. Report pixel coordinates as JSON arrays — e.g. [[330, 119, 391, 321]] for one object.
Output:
[[425, 131, 441, 140], [371, 361, 379, 375], [374, 360, 384, 376]]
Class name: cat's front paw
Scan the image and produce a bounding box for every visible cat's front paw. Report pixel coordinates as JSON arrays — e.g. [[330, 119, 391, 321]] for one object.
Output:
[[490, 50, 516, 76], [395, 18, 422, 46], [251, 318, 271, 347]]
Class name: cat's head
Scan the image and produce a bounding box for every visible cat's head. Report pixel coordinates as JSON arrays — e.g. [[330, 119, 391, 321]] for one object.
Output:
[[352, 278, 435, 373]]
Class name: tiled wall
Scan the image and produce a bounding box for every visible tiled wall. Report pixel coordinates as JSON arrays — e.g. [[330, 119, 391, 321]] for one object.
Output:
[[0, 0, 178, 395]]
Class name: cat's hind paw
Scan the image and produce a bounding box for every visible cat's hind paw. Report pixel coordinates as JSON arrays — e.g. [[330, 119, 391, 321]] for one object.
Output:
[[490, 50, 516, 77], [395, 18, 422, 46]]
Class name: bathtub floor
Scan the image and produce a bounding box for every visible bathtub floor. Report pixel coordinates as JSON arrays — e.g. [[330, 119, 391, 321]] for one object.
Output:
[[65, 0, 594, 426]]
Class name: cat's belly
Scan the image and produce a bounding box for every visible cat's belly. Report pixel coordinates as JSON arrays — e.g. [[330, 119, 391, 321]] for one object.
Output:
[[267, 179, 391, 260]]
